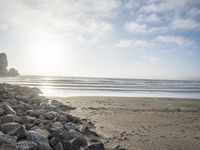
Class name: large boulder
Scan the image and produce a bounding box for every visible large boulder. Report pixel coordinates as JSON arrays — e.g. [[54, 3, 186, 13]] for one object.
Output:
[[0, 53, 8, 76], [0, 53, 19, 77]]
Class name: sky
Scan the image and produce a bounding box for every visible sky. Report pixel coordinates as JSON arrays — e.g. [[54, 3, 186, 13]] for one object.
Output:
[[0, 0, 200, 79]]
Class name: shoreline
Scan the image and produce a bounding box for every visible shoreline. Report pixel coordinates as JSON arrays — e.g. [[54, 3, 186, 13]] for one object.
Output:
[[53, 96, 200, 150]]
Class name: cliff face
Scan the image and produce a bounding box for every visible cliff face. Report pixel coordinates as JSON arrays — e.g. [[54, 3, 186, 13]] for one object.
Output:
[[0, 53, 19, 77]]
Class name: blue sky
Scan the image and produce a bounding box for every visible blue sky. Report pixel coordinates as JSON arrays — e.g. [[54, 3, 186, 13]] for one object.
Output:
[[0, 0, 200, 79]]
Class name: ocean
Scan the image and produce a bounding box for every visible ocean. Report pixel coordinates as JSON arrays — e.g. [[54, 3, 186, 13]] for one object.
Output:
[[0, 75, 200, 99]]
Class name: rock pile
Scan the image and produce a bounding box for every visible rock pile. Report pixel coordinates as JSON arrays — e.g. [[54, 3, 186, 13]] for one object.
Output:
[[0, 83, 104, 150], [0, 53, 19, 77]]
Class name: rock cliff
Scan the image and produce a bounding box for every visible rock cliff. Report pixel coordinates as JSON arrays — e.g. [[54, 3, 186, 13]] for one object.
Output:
[[0, 53, 19, 77]]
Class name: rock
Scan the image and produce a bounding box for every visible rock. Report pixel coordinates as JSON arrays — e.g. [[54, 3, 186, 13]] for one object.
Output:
[[8, 68, 19, 77], [31, 87, 43, 95], [0, 53, 8, 76], [34, 128, 50, 138], [0, 122, 21, 134], [68, 129, 87, 146], [31, 97, 42, 106], [26, 109, 46, 117], [37, 142, 52, 150], [61, 141, 71, 150], [70, 137, 87, 147], [0, 114, 21, 125], [4, 104, 16, 115], [57, 115, 69, 123], [64, 123, 80, 131], [0, 144, 16, 150], [26, 131, 49, 144], [16, 141, 38, 150], [33, 119, 44, 126], [44, 111, 57, 120], [51, 130, 72, 141], [15, 108, 26, 116], [0, 134, 16, 145], [59, 105, 75, 111], [22, 115, 37, 123], [50, 122, 64, 132], [51, 100, 63, 107], [16, 125, 28, 138], [0, 108, 5, 116], [88, 142, 104, 150], [0, 53, 19, 77], [38, 115, 46, 120], [50, 137, 62, 146], [24, 124, 34, 130], [65, 114, 81, 123], [113, 145, 126, 150], [81, 125, 99, 137], [53, 142, 64, 150]]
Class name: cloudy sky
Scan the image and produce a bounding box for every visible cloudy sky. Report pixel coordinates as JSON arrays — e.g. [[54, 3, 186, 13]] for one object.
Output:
[[0, 0, 200, 79]]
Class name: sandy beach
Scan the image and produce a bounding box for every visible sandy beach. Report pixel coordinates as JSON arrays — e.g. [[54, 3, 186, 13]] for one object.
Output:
[[54, 96, 200, 150]]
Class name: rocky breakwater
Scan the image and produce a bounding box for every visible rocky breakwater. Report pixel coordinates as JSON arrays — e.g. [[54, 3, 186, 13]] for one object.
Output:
[[0, 83, 104, 150]]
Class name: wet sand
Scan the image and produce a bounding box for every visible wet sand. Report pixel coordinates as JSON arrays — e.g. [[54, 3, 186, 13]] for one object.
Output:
[[52, 96, 200, 150]]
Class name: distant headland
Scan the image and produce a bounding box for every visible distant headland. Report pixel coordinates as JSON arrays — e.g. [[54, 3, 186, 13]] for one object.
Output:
[[0, 53, 19, 77]]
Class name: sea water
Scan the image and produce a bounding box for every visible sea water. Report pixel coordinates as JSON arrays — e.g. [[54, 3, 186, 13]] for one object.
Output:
[[0, 75, 200, 99]]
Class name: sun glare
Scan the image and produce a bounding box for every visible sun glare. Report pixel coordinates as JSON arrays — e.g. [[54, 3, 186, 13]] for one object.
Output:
[[28, 35, 67, 75]]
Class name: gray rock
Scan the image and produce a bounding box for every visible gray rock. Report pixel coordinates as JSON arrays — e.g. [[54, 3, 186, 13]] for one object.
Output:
[[0, 134, 16, 145], [69, 129, 87, 146], [16, 141, 38, 150], [53, 142, 64, 150], [0, 108, 5, 116], [51, 100, 63, 107], [33, 119, 44, 126], [0, 53, 8, 75], [59, 105, 75, 111], [37, 142, 52, 150], [24, 124, 34, 130], [26, 131, 49, 144], [44, 111, 57, 120], [69, 129, 84, 139], [51, 130, 72, 141], [22, 116, 37, 123], [64, 123, 79, 131], [4, 104, 16, 115], [50, 122, 64, 132], [50, 137, 62, 146], [0, 114, 21, 125], [26, 109, 46, 117], [70, 137, 87, 147], [31, 97, 42, 106], [57, 115, 69, 123], [38, 115, 46, 120], [16, 125, 28, 138], [34, 128, 50, 138], [0, 144, 16, 150], [113, 145, 126, 150], [0, 122, 21, 134], [88, 142, 104, 150]]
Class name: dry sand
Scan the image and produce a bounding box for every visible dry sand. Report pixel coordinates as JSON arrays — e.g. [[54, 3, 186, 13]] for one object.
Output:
[[52, 96, 200, 150]]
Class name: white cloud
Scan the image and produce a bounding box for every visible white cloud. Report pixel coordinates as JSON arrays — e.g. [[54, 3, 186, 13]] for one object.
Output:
[[116, 39, 154, 48], [143, 55, 159, 64], [137, 14, 160, 23], [155, 35, 193, 46], [125, 21, 168, 34], [171, 18, 200, 30], [125, 22, 147, 33], [0, 0, 119, 41], [141, 0, 187, 13]]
